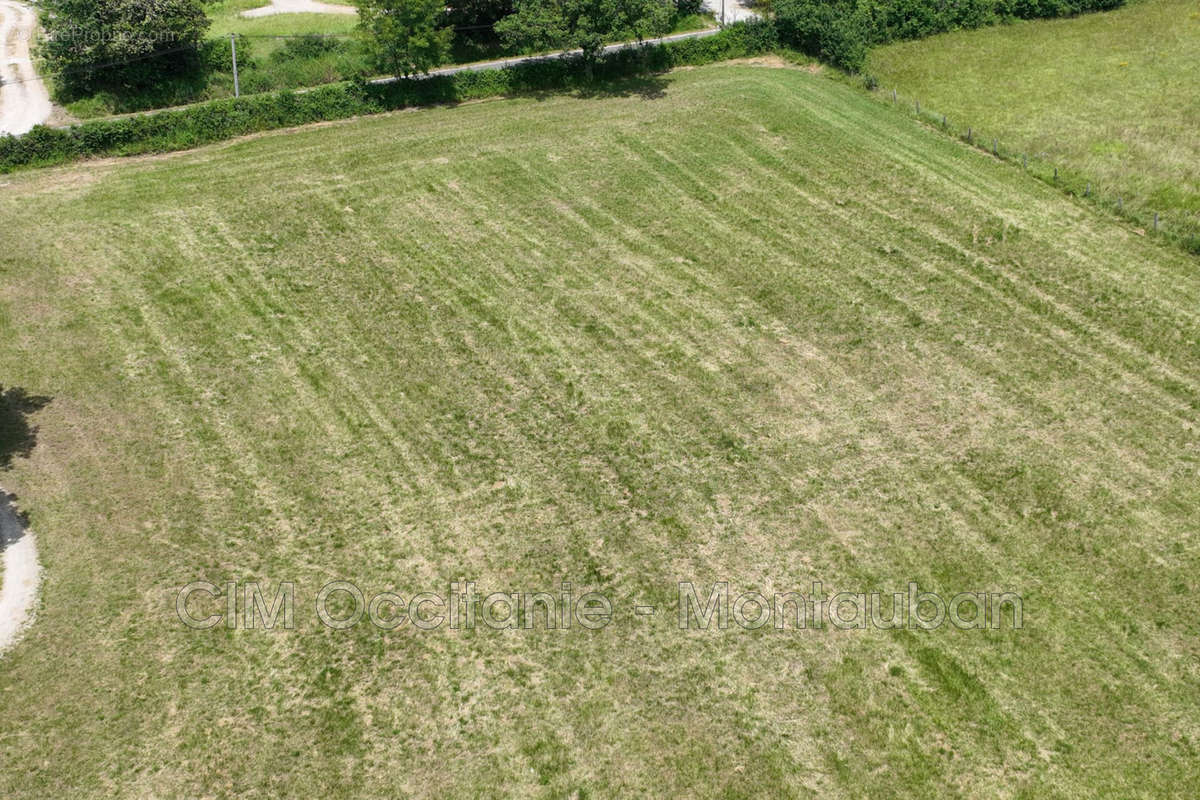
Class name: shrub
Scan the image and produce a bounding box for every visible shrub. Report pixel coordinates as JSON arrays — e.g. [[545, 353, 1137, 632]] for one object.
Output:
[[39, 0, 210, 96], [270, 35, 345, 63], [496, 0, 675, 78], [774, 0, 1126, 73]]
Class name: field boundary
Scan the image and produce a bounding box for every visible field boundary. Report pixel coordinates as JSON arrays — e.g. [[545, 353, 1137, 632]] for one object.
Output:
[[59, 25, 722, 128], [0, 21, 776, 174], [851, 78, 1200, 256]]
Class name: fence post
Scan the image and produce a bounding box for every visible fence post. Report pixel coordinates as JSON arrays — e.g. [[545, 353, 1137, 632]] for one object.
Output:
[[231, 34, 240, 98]]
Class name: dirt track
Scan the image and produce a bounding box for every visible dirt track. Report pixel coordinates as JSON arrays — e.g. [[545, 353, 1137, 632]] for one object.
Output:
[[0, 492, 39, 654], [0, 0, 50, 135]]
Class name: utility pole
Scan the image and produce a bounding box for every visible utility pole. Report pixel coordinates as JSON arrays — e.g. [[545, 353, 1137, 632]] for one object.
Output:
[[230, 33, 240, 98], [721, 0, 726, 26]]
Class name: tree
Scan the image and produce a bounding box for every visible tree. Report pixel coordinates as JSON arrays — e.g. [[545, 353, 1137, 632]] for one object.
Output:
[[38, 0, 210, 94], [356, 0, 453, 77], [495, 0, 673, 78], [774, 0, 869, 71], [441, 0, 514, 29]]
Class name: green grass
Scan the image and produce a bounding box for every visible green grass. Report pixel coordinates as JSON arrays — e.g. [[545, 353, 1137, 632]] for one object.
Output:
[[206, 0, 360, 40], [865, 0, 1200, 249], [2, 63, 1199, 797], [664, 11, 715, 32]]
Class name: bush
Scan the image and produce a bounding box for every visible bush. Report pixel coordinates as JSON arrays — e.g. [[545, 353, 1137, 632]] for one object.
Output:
[[775, 0, 1125, 72], [774, 0, 869, 70], [39, 0, 211, 96], [270, 35, 345, 63]]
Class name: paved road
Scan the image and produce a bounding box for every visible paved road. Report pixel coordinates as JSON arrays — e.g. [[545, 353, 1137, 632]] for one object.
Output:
[[369, 27, 726, 86], [0, 0, 50, 135]]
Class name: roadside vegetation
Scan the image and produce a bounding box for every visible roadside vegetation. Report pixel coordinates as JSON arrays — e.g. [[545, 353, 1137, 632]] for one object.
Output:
[[35, 0, 1136, 120], [865, 0, 1200, 252], [1, 62, 1198, 797], [36, 0, 212, 116], [773, 0, 1123, 71], [2, 23, 775, 171], [47, 0, 714, 118]]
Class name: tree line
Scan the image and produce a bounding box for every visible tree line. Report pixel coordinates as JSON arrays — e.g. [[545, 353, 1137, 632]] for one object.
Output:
[[37, 0, 698, 95], [36, 0, 1124, 97]]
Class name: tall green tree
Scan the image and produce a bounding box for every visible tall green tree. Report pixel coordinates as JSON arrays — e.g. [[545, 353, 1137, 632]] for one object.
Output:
[[38, 0, 209, 93], [356, 0, 453, 77], [441, 0, 514, 29], [495, 0, 673, 78]]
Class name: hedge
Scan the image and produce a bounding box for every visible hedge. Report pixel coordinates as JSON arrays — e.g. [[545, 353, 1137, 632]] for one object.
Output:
[[774, 0, 1126, 72], [0, 21, 777, 174]]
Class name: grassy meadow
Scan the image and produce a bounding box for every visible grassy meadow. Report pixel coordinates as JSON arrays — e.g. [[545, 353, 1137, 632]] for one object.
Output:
[[1, 63, 1198, 797], [865, 0, 1200, 250], [206, 0, 360, 39]]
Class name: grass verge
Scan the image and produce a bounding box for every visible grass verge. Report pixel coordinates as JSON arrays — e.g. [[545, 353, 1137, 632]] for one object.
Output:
[[59, 3, 717, 118], [864, 0, 1200, 252]]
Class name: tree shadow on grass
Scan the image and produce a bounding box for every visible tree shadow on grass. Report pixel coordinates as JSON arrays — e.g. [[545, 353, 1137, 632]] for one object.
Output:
[[0, 387, 47, 555], [0, 387, 51, 472], [573, 73, 670, 100]]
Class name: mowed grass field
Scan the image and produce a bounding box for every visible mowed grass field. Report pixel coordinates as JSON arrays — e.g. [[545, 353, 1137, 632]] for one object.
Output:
[[1, 63, 1199, 797], [866, 0, 1200, 249]]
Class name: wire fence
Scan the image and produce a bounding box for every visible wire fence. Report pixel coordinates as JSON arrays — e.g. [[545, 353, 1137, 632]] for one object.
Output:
[[872, 82, 1197, 255]]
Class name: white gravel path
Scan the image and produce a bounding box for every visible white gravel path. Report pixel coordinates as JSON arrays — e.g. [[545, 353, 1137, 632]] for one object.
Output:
[[0, 491, 40, 655]]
